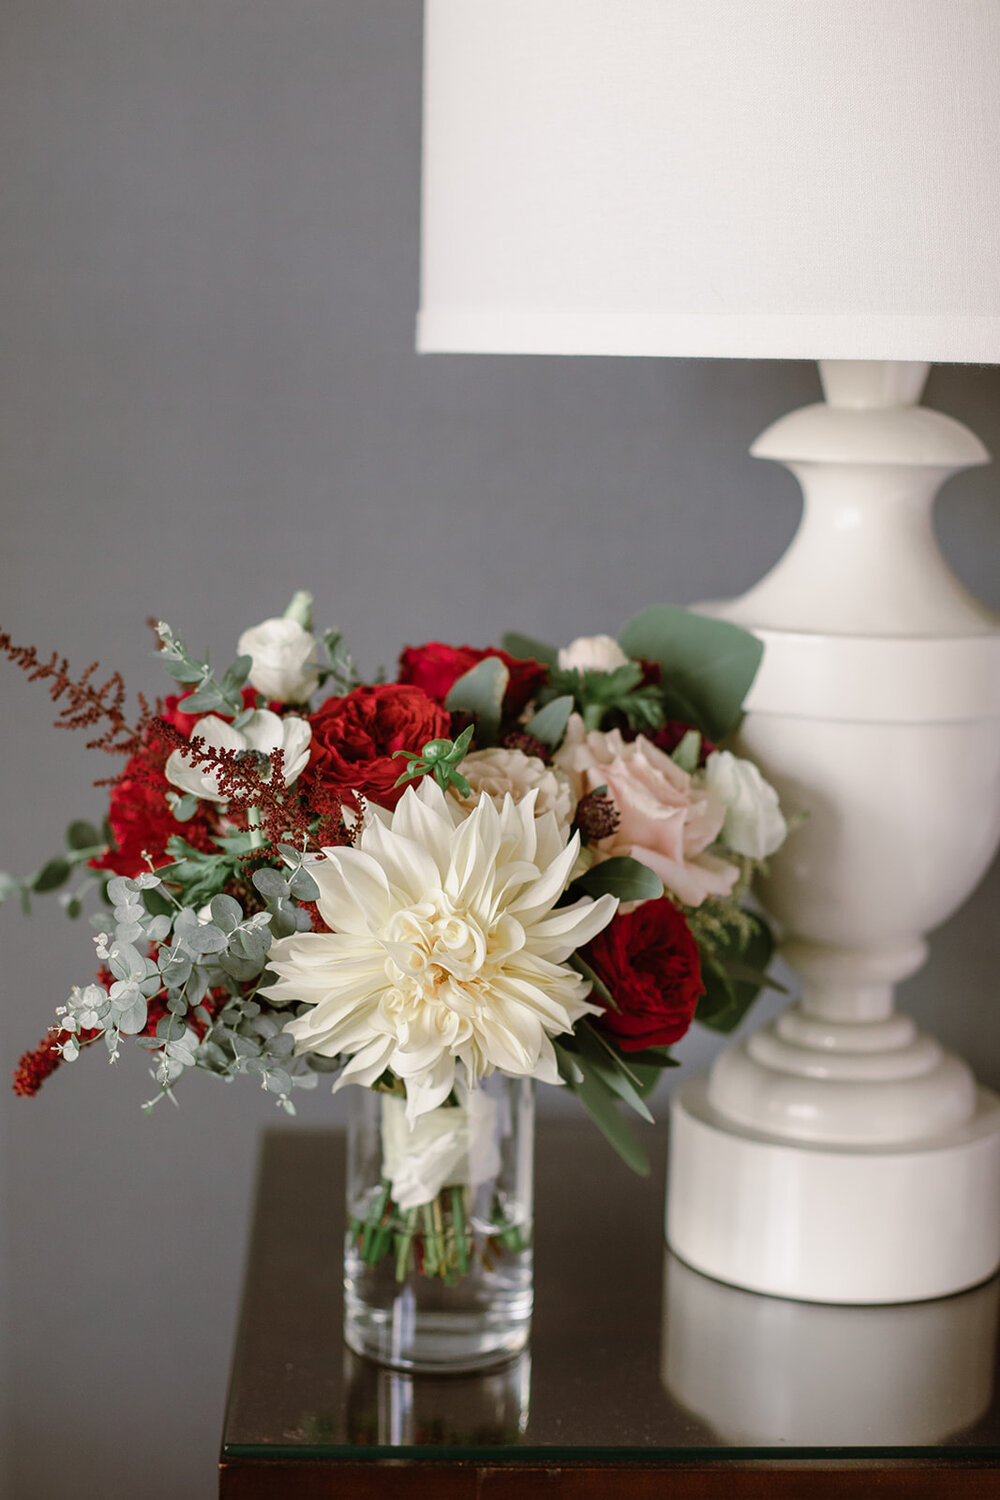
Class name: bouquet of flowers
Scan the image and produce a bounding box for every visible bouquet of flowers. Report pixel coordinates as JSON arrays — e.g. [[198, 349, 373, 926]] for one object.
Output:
[[5, 592, 786, 1285]]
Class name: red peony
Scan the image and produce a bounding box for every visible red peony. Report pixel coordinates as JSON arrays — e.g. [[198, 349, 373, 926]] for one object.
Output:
[[398, 642, 546, 719], [306, 683, 450, 811], [582, 897, 704, 1051]]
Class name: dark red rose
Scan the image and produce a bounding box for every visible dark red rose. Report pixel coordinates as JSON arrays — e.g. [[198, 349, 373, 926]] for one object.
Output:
[[582, 897, 704, 1051], [398, 642, 546, 719], [91, 742, 217, 878], [306, 683, 450, 810]]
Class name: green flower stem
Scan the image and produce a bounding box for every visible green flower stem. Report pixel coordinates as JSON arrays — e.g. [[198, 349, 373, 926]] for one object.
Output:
[[451, 1186, 469, 1274], [247, 806, 265, 851], [361, 1183, 390, 1262], [421, 1204, 439, 1276], [394, 1208, 418, 1283]]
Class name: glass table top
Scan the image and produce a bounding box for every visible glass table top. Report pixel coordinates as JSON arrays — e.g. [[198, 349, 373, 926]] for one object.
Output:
[[221, 1125, 1000, 1465]]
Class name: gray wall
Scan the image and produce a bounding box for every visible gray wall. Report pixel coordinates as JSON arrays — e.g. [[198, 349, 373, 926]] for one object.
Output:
[[2, 4, 999, 1495]]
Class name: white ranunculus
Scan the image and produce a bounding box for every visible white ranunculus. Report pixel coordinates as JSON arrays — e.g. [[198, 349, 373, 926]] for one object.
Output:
[[381, 1086, 500, 1210], [447, 747, 576, 840], [557, 634, 630, 673], [702, 750, 787, 861], [266, 777, 617, 1123], [165, 710, 312, 803], [237, 617, 319, 704]]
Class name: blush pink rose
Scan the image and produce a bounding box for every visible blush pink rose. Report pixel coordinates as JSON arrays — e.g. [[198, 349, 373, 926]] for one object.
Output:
[[553, 715, 738, 907]]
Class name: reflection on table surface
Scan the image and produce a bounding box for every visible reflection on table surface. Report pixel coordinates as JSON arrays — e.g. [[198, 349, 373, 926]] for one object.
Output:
[[661, 1250, 1000, 1446], [342, 1348, 532, 1447]]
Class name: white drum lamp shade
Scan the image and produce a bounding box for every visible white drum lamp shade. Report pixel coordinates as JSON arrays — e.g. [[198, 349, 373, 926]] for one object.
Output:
[[417, 0, 1000, 1306], [419, 0, 1000, 363]]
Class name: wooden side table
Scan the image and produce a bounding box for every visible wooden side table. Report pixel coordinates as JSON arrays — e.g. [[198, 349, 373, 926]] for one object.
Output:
[[219, 1126, 1000, 1496]]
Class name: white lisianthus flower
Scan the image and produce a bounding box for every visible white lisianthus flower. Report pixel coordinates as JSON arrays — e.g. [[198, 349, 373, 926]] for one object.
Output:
[[447, 747, 576, 840], [265, 778, 617, 1123], [165, 710, 312, 803], [237, 617, 319, 703], [557, 634, 630, 673], [702, 750, 787, 861]]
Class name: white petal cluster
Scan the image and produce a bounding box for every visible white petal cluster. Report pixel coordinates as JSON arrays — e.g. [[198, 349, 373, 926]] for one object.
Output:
[[165, 710, 312, 803], [265, 778, 617, 1122], [703, 750, 787, 861], [557, 634, 630, 673], [237, 616, 319, 704]]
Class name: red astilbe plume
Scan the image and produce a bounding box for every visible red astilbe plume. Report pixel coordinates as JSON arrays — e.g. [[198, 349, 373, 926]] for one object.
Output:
[[0, 633, 158, 760], [13, 1025, 100, 1098], [150, 720, 351, 854]]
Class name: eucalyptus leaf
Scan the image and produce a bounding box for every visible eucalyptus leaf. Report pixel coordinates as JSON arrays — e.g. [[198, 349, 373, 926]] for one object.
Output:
[[500, 631, 558, 670], [210, 893, 244, 932], [0, 872, 20, 903], [445, 657, 510, 744], [222, 654, 253, 692], [263, 1067, 293, 1096], [618, 605, 764, 741], [523, 695, 574, 748], [175, 686, 227, 714], [116, 994, 149, 1035], [288, 866, 320, 901], [252, 867, 289, 902], [574, 856, 663, 904]]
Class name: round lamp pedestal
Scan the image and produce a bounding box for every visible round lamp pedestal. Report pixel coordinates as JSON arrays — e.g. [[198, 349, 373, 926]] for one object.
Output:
[[667, 360, 1000, 1303]]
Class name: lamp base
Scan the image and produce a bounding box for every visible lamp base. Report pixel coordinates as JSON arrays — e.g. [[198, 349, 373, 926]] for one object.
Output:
[[667, 1075, 1000, 1304]]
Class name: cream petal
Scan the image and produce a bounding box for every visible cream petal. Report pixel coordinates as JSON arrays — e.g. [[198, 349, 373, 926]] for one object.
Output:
[[527, 892, 618, 961], [308, 848, 395, 933], [360, 814, 444, 904]]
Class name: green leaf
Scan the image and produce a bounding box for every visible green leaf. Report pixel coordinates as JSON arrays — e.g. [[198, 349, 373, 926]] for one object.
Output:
[[559, 1055, 651, 1176], [0, 872, 21, 904], [575, 856, 663, 904], [523, 695, 574, 748], [569, 1023, 656, 1123], [185, 693, 233, 719], [210, 894, 243, 932], [158, 658, 206, 685], [288, 866, 320, 901], [500, 631, 558, 670], [221, 654, 253, 693], [618, 605, 764, 741], [33, 857, 72, 893], [567, 951, 616, 1010], [445, 657, 510, 744], [66, 820, 102, 852], [670, 730, 702, 773], [695, 913, 776, 1035]]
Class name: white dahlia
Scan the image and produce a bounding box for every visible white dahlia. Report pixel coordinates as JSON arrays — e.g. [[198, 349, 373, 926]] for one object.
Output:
[[264, 778, 617, 1122]]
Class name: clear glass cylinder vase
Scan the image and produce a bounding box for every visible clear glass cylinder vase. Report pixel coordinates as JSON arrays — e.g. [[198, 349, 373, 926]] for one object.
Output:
[[343, 1073, 534, 1372]]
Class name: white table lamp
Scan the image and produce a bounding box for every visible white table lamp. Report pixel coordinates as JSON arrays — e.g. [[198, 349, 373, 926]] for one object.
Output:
[[418, 0, 1000, 1302]]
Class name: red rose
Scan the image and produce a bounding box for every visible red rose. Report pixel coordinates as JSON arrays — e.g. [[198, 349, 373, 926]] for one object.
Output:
[[306, 683, 450, 810], [398, 642, 546, 719], [581, 897, 703, 1051]]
